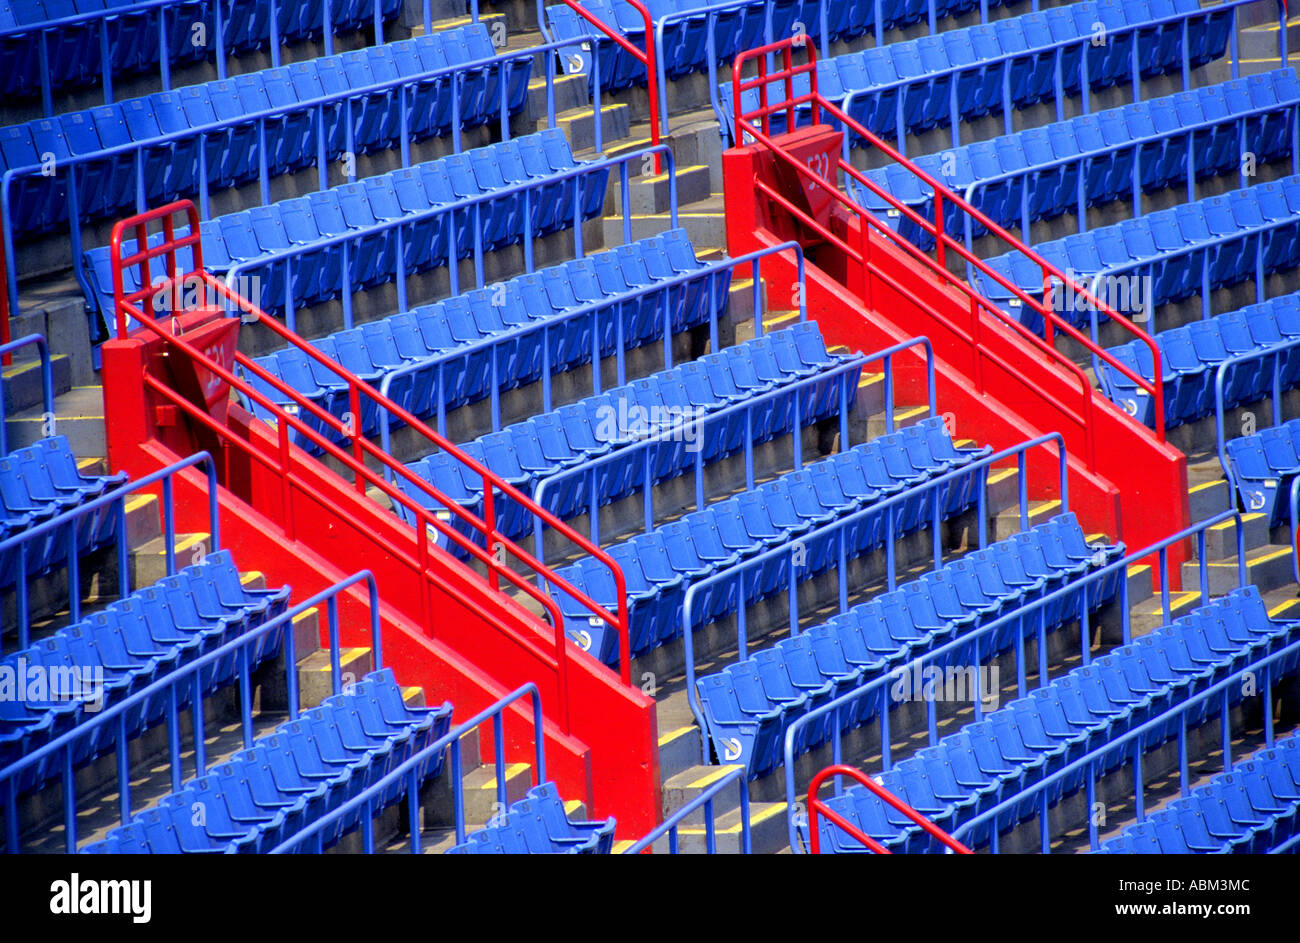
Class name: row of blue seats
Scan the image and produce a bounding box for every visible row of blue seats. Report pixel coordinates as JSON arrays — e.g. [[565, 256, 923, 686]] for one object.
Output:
[[1100, 733, 1300, 853], [547, 0, 1011, 91], [697, 513, 1122, 776], [0, 549, 291, 795], [0, 435, 127, 586], [976, 176, 1300, 330], [0, 0, 401, 99], [551, 415, 989, 665], [446, 782, 615, 853], [81, 129, 610, 324], [852, 70, 1300, 247], [805, 587, 1299, 853], [84, 669, 453, 853], [719, 0, 1232, 142], [1098, 292, 1300, 428], [1224, 418, 1300, 527], [1, 24, 530, 238], [395, 324, 858, 542], [241, 230, 728, 448]]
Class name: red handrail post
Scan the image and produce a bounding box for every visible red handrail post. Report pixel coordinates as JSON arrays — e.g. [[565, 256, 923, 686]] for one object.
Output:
[[557, 0, 661, 173], [807, 764, 974, 854]]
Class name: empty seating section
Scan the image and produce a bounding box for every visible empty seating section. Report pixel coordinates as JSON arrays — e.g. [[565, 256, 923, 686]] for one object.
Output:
[[975, 175, 1300, 330], [1099, 733, 1300, 853], [717, 0, 1234, 142], [851, 69, 1300, 247], [80, 128, 610, 324], [83, 669, 454, 853], [240, 229, 728, 447], [0, 548, 291, 795], [394, 323, 857, 545], [804, 587, 1299, 852], [1098, 292, 1300, 428], [1223, 418, 1300, 526], [446, 782, 616, 853], [696, 514, 1124, 777], [548, 0, 1083, 93], [0, 24, 531, 239], [0, 435, 128, 588], [550, 415, 989, 665], [0, 0, 403, 99]]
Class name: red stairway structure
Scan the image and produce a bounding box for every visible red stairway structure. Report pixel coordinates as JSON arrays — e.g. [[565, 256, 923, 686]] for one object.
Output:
[[97, 202, 660, 835], [720, 38, 1193, 579]]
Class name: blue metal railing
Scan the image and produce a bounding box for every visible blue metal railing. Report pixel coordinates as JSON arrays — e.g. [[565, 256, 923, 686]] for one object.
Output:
[[958, 98, 1300, 251], [1054, 206, 1300, 351], [0, 450, 220, 653], [0, 0, 467, 117], [622, 765, 751, 853], [1206, 337, 1300, 580], [0, 564, 384, 853], [374, 240, 800, 450], [1214, 336, 1299, 508], [221, 144, 677, 333], [269, 683, 546, 853], [375, 240, 808, 447], [949, 630, 1299, 853], [2, 39, 570, 324], [681, 428, 1068, 765], [529, 354, 865, 559], [832, 0, 1278, 155], [0, 333, 54, 456], [530, 335, 931, 570], [785, 508, 1249, 853]]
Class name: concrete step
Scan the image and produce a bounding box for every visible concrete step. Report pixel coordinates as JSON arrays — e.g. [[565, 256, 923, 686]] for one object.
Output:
[[296, 646, 376, 708], [604, 205, 726, 249], [650, 800, 788, 854], [663, 764, 745, 823], [2, 353, 73, 416], [657, 723, 704, 783], [554, 101, 634, 154], [5, 385, 106, 457], [1181, 542, 1296, 596], [614, 164, 713, 214], [991, 498, 1066, 542], [1188, 477, 1233, 523], [128, 532, 212, 588], [1193, 512, 1270, 561], [459, 761, 535, 824]]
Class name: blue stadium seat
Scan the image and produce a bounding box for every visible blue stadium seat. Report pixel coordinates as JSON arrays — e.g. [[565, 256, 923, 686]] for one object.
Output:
[[696, 513, 1122, 775], [551, 412, 989, 666], [80, 129, 610, 326], [0, 436, 128, 583], [83, 669, 453, 853], [1098, 291, 1300, 428], [0, 548, 291, 795], [1100, 733, 1300, 853], [446, 782, 615, 853], [802, 585, 1296, 852]]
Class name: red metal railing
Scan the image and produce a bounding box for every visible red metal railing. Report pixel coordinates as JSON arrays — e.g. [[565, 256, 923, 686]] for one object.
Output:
[[807, 764, 974, 855], [553, 0, 660, 170], [109, 201, 634, 728], [730, 39, 1169, 462]]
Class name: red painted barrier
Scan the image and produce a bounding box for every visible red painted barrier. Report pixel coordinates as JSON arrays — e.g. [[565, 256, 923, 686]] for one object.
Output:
[[722, 39, 1190, 581], [100, 202, 661, 835]]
